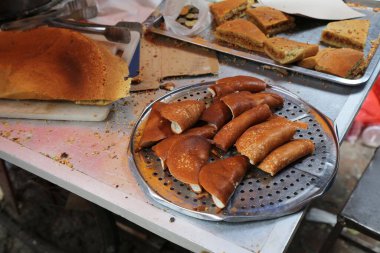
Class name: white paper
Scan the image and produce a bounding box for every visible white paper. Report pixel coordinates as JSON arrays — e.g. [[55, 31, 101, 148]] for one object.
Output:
[[258, 0, 365, 20], [91, 0, 163, 24]]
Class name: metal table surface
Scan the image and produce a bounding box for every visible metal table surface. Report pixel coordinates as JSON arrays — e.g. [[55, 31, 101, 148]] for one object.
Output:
[[0, 50, 379, 252]]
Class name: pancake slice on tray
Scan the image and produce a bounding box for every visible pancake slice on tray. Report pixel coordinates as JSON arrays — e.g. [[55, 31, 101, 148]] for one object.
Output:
[[246, 6, 295, 36], [264, 37, 319, 64], [321, 19, 370, 50], [215, 19, 267, 53], [210, 0, 248, 25]]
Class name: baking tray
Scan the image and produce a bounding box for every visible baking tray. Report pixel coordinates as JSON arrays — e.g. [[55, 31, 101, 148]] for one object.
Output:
[[147, 7, 380, 86], [129, 82, 339, 222]]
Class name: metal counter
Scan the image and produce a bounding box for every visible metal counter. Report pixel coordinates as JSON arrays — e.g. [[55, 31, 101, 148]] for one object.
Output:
[[0, 51, 379, 252]]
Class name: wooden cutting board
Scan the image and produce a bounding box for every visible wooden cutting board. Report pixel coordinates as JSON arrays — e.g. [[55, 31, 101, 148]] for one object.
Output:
[[0, 100, 111, 121]]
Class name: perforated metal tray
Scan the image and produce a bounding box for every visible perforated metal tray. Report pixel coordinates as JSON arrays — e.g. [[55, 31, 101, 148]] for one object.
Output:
[[129, 82, 339, 222], [146, 7, 380, 86]]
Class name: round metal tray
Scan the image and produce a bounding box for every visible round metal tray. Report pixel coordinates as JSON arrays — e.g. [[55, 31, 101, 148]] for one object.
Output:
[[129, 82, 339, 222]]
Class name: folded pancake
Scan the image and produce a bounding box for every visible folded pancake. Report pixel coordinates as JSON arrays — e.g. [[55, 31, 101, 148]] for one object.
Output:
[[236, 122, 297, 165], [264, 37, 319, 64], [199, 155, 249, 209], [314, 48, 364, 78], [321, 20, 370, 50], [258, 139, 315, 176], [213, 104, 272, 151], [0, 27, 130, 104], [221, 91, 284, 118], [160, 100, 206, 134], [208, 75, 267, 98], [215, 19, 267, 52], [246, 6, 295, 35], [152, 125, 216, 168], [210, 0, 248, 25], [137, 102, 173, 151], [166, 135, 211, 193], [258, 115, 308, 130], [200, 100, 232, 129]]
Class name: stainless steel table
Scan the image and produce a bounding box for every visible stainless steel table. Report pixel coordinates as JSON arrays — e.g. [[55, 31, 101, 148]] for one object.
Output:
[[0, 52, 379, 252]]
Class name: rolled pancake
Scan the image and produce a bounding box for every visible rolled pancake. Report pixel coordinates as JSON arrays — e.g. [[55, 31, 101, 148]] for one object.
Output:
[[137, 102, 173, 151], [200, 100, 232, 129], [166, 135, 211, 193], [152, 125, 216, 168], [185, 124, 217, 139], [213, 104, 272, 151], [208, 75, 267, 98], [236, 123, 296, 165], [160, 100, 206, 134], [221, 91, 284, 118], [255, 115, 308, 130], [258, 139, 315, 176], [199, 155, 249, 209]]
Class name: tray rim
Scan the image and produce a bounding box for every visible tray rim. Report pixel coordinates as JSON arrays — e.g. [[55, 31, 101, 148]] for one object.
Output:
[[128, 81, 340, 222], [147, 12, 380, 86]]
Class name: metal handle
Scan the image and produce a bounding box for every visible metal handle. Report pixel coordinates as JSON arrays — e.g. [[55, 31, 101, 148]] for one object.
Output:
[[48, 19, 132, 44]]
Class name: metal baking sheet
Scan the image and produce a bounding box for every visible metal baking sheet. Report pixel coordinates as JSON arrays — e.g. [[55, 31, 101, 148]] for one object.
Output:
[[129, 82, 339, 222], [147, 7, 380, 86]]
